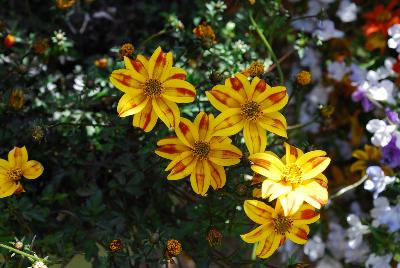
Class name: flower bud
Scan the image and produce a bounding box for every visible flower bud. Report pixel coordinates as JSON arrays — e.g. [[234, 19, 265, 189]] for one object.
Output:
[[119, 43, 134, 59], [109, 239, 123, 252], [296, 70, 312, 86], [207, 226, 223, 247], [4, 34, 16, 48], [165, 239, 182, 258], [8, 89, 24, 110]]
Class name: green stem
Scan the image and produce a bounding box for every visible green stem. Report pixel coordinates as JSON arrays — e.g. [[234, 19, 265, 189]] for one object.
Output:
[[249, 12, 284, 84], [0, 243, 47, 263], [329, 175, 368, 201]]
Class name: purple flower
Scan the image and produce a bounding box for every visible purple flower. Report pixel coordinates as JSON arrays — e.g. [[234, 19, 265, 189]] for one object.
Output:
[[381, 135, 400, 168], [385, 108, 400, 124], [351, 90, 373, 112]]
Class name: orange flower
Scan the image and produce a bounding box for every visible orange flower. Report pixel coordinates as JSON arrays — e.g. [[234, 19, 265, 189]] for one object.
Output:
[[4, 34, 16, 48], [363, 0, 400, 36], [110, 47, 196, 132]]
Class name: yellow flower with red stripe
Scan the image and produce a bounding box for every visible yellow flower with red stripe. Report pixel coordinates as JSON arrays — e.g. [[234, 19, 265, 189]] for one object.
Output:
[[241, 200, 319, 259], [0, 147, 44, 198], [249, 143, 330, 216], [155, 112, 242, 195], [110, 47, 196, 132], [206, 73, 288, 154]]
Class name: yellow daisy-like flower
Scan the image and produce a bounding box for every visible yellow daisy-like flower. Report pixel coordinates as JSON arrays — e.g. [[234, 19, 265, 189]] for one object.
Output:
[[350, 144, 388, 175], [206, 73, 288, 154], [110, 47, 196, 132], [155, 112, 242, 195], [241, 200, 319, 259], [249, 143, 330, 216], [0, 147, 44, 198]]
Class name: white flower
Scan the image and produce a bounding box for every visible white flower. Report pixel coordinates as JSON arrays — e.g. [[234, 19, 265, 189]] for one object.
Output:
[[73, 75, 85, 91], [366, 79, 396, 103], [370, 196, 400, 232], [366, 119, 397, 147], [365, 254, 393, 268], [316, 256, 343, 268], [365, 166, 396, 198], [344, 243, 369, 264], [313, 20, 344, 41], [327, 222, 346, 260], [388, 24, 400, 53], [51, 30, 66, 45], [32, 261, 48, 268], [346, 214, 369, 249], [327, 61, 350, 81], [336, 0, 358, 22], [304, 235, 325, 261]]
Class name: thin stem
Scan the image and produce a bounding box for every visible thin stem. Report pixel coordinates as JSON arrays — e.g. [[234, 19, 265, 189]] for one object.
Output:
[[290, 14, 319, 22], [139, 29, 172, 50], [0, 243, 47, 263], [329, 175, 368, 201], [266, 49, 295, 73], [249, 12, 284, 84]]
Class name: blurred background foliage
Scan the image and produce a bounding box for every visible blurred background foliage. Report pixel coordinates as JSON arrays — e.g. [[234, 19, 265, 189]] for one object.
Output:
[[1, 0, 397, 267]]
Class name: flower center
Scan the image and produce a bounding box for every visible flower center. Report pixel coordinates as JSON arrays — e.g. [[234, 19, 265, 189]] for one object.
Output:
[[273, 215, 293, 235], [192, 141, 210, 160], [377, 11, 392, 22], [143, 78, 163, 97], [8, 168, 23, 181], [241, 101, 262, 120], [282, 164, 302, 185]]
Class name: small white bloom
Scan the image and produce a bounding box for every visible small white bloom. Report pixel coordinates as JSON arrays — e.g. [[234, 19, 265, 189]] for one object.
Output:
[[51, 30, 66, 45], [327, 222, 346, 260], [366, 253, 393, 268], [366, 119, 397, 147], [368, 79, 395, 103], [365, 166, 396, 198], [336, 0, 358, 22], [344, 243, 369, 263], [327, 61, 350, 81], [313, 20, 344, 41], [32, 261, 48, 268], [388, 24, 400, 53], [346, 214, 369, 249], [304, 235, 325, 261]]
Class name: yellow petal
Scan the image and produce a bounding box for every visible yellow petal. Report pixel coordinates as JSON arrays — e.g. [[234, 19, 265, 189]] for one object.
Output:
[[287, 225, 309, 245], [207, 160, 226, 190], [213, 109, 244, 136], [147, 46, 163, 79], [0, 178, 19, 198], [162, 79, 196, 103], [284, 142, 303, 165], [159, 51, 174, 82], [241, 223, 272, 243], [136, 54, 151, 77], [167, 152, 197, 180], [190, 160, 211, 195], [8, 146, 28, 168], [300, 154, 331, 181], [249, 152, 285, 179], [132, 101, 158, 132], [258, 112, 288, 138], [225, 74, 248, 99], [165, 67, 187, 81], [155, 137, 190, 160], [257, 233, 281, 259], [22, 160, 43, 179], [278, 191, 304, 216], [298, 181, 328, 208], [250, 77, 270, 100], [292, 204, 320, 225], [209, 143, 242, 166], [175, 117, 198, 147], [117, 93, 148, 117], [255, 86, 288, 113], [205, 85, 244, 111], [267, 183, 292, 201], [243, 121, 267, 154], [0, 159, 11, 176], [243, 200, 274, 224], [194, 112, 215, 142], [110, 69, 145, 95], [152, 97, 180, 128]]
